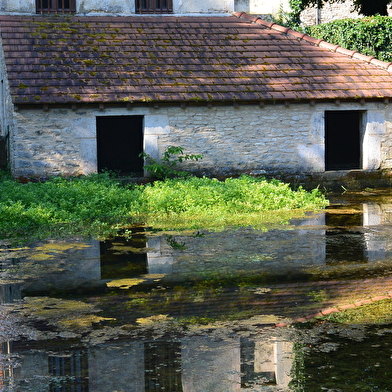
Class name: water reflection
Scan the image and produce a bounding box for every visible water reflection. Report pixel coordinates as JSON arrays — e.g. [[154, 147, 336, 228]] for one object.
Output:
[[0, 332, 293, 391], [2, 195, 392, 390], [9, 201, 392, 298]]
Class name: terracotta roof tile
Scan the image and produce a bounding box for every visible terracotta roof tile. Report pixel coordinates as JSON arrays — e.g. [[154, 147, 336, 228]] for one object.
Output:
[[1, 13, 392, 105]]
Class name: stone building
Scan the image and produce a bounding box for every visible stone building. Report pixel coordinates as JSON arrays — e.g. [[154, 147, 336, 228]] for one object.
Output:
[[1, 1, 392, 179]]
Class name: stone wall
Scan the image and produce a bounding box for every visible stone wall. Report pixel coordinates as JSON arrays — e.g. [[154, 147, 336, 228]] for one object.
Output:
[[235, 0, 290, 15], [10, 101, 392, 178], [300, 1, 360, 26], [0, 0, 234, 15], [0, 29, 13, 168], [301, 0, 392, 26]]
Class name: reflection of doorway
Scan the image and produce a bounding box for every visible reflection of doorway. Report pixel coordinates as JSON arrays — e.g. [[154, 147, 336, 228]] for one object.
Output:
[[100, 232, 148, 279], [325, 209, 366, 264], [325, 111, 362, 170], [96, 116, 144, 176]]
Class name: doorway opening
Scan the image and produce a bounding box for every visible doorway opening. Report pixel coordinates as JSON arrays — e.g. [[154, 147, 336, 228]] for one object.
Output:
[[96, 115, 144, 176], [325, 111, 362, 171]]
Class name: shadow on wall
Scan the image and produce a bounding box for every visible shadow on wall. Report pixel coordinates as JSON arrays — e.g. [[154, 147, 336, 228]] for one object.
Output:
[[0, 135, 8, 169]]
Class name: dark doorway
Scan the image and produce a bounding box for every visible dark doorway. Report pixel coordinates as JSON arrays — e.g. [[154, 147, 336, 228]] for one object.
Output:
[[325, 209, 366, 265], [96, 116, 144, 176], [325, 111, 362, 171], [0, 135, 8, 169], [100, 229, 148, 280]]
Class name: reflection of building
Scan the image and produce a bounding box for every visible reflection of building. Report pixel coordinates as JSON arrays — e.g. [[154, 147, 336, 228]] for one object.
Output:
[[241, 338, 292, 389], [2, 335, 293, 391], [48, 351, 89, 391], [298, 202, 390, 266], [15, 202, 392, 295], [100, 233, 175, 278], [0, 284, 21, 304], [0, 342, 14, 391]]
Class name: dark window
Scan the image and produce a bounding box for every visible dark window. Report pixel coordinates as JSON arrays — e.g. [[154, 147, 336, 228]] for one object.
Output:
[[36, 0, 76, 14], [144, 342, 183, 391], [48, 350, 89, 391], [136, 0, 173, 14]]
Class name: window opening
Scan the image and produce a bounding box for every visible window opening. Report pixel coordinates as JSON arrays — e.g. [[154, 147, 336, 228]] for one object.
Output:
[[136, 0, 173, 14], [144, 342, 183, 391], [48, 350, 89, 391], [36, 0, 76, 14]]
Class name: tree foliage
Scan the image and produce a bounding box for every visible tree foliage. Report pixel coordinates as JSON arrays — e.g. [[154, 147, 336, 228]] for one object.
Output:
[[307, 15, 392, 62]]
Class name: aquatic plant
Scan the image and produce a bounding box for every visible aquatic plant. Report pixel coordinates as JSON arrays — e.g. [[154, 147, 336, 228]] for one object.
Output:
[[136, 175, 328, 229], [0, 171, 328, 241]]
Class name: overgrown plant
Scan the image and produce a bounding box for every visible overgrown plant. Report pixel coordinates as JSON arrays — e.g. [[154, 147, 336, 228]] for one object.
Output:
[[0, 173, 328, 241], [165, 234, 186, 250], [307, 16, 392, 62], [139, 146, 202, 180], [274, 0, 304, 31]]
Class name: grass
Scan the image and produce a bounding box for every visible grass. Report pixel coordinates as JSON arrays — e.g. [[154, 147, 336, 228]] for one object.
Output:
[[322, 299, 392, 324], [0, 172, 328, 242]]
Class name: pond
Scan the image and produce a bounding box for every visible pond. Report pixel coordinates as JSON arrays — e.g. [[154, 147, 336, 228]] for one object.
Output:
[[2, 190, 392, 391]]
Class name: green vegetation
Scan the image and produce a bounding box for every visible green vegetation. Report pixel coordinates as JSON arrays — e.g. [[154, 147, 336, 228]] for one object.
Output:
[[140, 145, 202, 180], [0, 170, 328, 242], [276, 3, 392, 62], [307, 16, 392, 63], [322, 299, 392, 324], [137, 175, 328, 230], [0, 172, 138, 240]]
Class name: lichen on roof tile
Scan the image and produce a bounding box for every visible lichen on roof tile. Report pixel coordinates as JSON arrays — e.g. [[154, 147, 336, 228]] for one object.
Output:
[[1, 13, 392, 105]]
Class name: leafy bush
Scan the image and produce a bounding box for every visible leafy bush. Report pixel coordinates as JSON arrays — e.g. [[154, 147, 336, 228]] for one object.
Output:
[[136, 176, 328, 229], [140, 146, 202, 179], [307, 16, 392, 62], [0, 173, 142, 240], [138, 176, 326, 214]]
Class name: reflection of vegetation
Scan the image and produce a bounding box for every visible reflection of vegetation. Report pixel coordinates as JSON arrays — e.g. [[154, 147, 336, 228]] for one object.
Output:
[[321, 299, 392, 324], [165, 234, 186, 249], [0, 171, 327, 242], [306, 289, 328, 302], [103, 277, 287, 327], [12, 297, 114, 331], [291, 322, 392, 391]]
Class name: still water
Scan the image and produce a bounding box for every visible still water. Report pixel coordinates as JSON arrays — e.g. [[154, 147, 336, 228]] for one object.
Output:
[[2, 191, 392, 391]]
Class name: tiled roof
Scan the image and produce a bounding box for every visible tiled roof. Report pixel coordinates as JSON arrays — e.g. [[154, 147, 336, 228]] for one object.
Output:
[[1, 12, 392, 105]]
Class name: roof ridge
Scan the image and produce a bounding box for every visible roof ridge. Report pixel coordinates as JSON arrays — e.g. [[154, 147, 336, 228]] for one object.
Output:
[[233, 11, 392, 73]]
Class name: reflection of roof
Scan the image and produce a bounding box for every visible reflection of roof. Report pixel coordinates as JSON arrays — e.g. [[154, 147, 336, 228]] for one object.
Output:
[[2, 12, 392, 105]]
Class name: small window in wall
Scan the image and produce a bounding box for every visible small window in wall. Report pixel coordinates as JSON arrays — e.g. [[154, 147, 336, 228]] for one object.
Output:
[[136, 0, 173, 14], [96, 115, 144, 176], [144, 342, 183, 391], [36, 0, 76, 14], [325, 110, 363, 171], [48, 350, 89, 391]]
